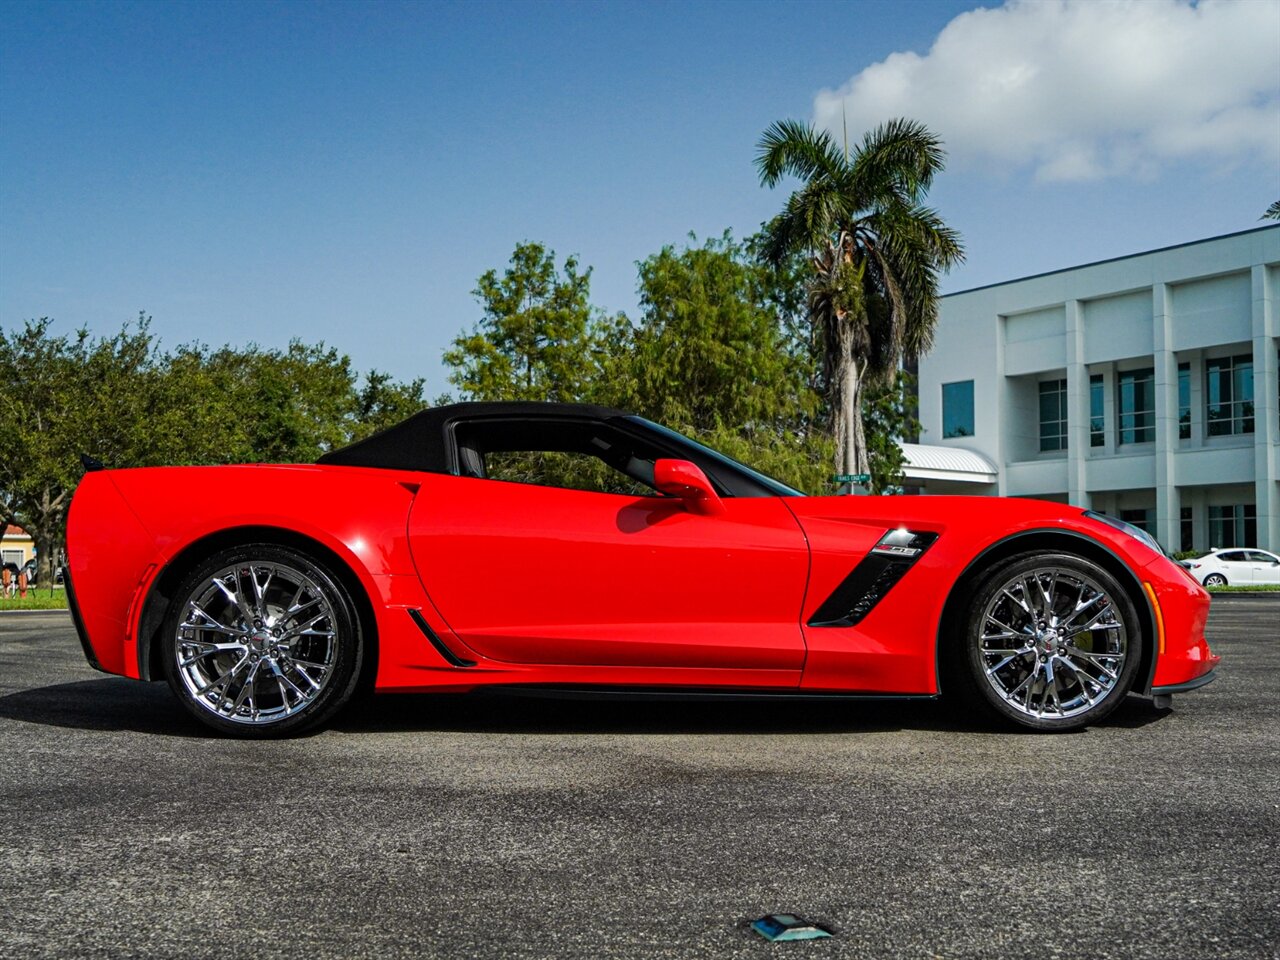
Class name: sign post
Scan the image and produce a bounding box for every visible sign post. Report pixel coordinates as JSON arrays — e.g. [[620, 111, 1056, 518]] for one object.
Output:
[[831, 473, 872, 496]]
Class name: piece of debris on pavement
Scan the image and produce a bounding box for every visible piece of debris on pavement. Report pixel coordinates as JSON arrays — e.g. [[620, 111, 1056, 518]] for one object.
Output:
[[750, 914, 834, 942]]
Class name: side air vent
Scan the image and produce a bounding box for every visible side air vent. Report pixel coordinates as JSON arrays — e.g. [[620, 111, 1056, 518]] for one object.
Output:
[[808, 528, 939, 628], [407, 609, 476, 667]]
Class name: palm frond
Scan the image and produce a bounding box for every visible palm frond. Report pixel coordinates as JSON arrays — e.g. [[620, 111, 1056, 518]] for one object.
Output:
[[755, 119, 848, 189], [853, 118, 948, 205]]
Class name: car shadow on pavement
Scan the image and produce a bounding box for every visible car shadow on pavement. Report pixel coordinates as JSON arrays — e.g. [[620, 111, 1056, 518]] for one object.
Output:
[[0, 677, 207, 737], [332, 688, 1170, 736], [0, 678, 1169, 737]]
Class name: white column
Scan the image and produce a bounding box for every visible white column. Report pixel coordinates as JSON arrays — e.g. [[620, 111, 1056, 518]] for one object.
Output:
[[1064, 299, 1090, 507], [1253, 264, 1277, 551], [1153, 283, 1179, 552]]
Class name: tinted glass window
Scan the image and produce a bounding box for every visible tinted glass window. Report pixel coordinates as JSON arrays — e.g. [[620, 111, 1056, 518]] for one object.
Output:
[[1116, 368, 1155, 444], [1178, 362, 1191, 440], [1038, 379, 1067, 452], [942, 380, 975, 439], [1089, 374, 1105, 447], [1205, 355, 1254, 437]]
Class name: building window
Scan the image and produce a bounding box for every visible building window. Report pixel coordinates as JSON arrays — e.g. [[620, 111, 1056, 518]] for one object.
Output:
[[1178, 362, 1191, 440], [1089, 374, 1104, 447], [1038, 379, 1068, 452], [1205, 355, 1253, 436], [942, 380, 974, 438], [1120, 508, 1153, 535], [1116, 368, 1155, 444], [1180, 506, 1193, 553], [1208, 504, 1257, 549]]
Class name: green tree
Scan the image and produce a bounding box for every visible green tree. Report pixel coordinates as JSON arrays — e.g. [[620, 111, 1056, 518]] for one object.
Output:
[[352, 370, 429, 440], [444, 242, 618, 403], [1264, 200, 1280, 221], [756, 117, 963, 480], [1, 317, 428, 581], [0, 317, 159, 583], [612, 232, 830, 493]]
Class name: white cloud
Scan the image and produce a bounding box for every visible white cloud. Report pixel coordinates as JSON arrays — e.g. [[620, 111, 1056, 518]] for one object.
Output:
[[814, 0, 1280, 181]]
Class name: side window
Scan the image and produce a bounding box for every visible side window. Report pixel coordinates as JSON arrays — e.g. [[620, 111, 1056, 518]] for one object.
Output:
[[1246, 551, 1277, 565], [485, 449, 654, 496], [1218, 551, 1245, 563], [454, 419, 666, 497]]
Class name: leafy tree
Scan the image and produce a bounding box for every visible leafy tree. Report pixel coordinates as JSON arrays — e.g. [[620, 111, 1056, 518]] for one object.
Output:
[[441, 233, 919, 495], [444, 242, 619, 403], [0, 317, 160, 582], [612, 232, 830, 493], [352, 370, 429, 441], [756, 117, 963, 480], [0, 317, 426, 581]]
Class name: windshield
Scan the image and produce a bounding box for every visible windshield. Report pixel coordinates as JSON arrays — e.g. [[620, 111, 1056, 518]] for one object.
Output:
[[629, 417, 805, 498]]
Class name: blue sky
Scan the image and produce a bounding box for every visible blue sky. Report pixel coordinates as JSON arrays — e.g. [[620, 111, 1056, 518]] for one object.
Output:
[[3, 0, 1277, 391]]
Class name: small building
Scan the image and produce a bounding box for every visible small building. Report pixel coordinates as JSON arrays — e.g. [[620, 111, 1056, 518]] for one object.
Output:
[[917, 224, 1280, 553], [2, 524, 34, 569]]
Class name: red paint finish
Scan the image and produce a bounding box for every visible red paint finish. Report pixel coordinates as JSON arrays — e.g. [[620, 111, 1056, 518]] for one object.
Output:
[[408, 474, 808, 675], [66, 462, 1214, 703], [1140, 554, 1218, 687]]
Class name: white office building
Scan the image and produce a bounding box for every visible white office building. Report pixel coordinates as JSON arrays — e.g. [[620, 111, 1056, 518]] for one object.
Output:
[[915, 224, 1280, 554]]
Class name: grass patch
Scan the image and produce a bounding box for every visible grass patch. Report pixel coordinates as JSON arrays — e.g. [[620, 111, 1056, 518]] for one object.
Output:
[[0, 591, 69, 610], [1206, 584, 1280, 593]]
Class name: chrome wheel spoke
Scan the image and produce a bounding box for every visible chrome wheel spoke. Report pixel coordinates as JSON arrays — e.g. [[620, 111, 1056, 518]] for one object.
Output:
[[179, 640, 246, 668], [196, 654, 248, 697], [249, 565, 275, 621]]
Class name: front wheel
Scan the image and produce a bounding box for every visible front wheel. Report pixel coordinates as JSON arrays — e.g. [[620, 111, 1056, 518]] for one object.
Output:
[[950, 553, 1144, 732], [162, 544, 364, 737]]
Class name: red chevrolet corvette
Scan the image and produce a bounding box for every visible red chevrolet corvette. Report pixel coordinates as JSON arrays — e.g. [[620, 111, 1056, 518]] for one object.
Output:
[[65, 402, 1217, 737]]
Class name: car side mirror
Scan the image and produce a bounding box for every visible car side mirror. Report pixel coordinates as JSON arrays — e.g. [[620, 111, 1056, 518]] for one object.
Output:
[[654, 459, 725, 516]]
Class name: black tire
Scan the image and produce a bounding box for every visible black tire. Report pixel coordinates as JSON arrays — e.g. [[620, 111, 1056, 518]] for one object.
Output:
[[161, 544, 364, 738], [1202, 573, 1227, 587], [946, 552, 1144, 732]]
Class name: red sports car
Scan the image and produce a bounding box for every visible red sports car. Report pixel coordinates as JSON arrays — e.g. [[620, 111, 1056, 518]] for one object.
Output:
[[65, 402, 1217, 737]]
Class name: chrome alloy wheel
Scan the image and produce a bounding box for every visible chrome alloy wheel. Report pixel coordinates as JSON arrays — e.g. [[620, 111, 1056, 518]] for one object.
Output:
[[976, 566, 1129, 721], [173, 561, 339, 726]]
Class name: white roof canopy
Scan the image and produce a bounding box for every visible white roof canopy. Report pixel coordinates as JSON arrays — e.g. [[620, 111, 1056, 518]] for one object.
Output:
[[900, 443, 997, 484]]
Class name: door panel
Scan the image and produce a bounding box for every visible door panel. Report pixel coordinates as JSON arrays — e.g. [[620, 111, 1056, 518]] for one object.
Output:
[[407, 475, 809, 675], [1219, 553, 1254, 583], [1247, 552, 1280, 585]]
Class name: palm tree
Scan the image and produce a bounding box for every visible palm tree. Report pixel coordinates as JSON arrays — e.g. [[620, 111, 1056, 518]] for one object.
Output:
[[1264, 200, 1280, 220], [756, 117, 963, 482]]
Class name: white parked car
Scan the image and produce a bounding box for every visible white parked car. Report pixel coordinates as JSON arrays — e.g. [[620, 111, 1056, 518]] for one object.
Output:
[[1183, 548, 1280, 586]]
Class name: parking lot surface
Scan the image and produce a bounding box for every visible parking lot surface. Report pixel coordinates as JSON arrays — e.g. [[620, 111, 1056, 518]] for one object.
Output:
[[1, 598, 1277, 959]]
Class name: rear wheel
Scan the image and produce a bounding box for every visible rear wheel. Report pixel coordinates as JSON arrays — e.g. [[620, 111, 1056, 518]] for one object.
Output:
[[162, 544, 363, 737], [1202, 573, 1227, 587], [950, 552, 1143, 732]]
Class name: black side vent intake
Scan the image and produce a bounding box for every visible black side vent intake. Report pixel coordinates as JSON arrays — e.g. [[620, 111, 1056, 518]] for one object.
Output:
[[408, 609, 476, 667], [808, 528, 939, 628]]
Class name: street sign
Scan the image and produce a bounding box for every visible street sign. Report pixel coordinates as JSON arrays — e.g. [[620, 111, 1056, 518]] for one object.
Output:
[[831, 474, 871, 484]]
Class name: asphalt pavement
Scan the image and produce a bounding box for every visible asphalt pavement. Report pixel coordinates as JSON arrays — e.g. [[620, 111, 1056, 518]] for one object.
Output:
[[1, 599, 1277, 959]]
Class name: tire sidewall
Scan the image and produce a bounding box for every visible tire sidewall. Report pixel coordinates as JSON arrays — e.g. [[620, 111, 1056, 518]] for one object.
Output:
[[161, 544, 363, 738], [959, 552, 1144, 732]]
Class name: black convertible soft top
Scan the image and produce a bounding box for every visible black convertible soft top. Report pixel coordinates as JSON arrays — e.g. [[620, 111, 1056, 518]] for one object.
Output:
[[317, 401, 632, 474]]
